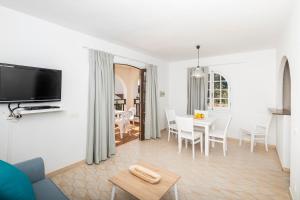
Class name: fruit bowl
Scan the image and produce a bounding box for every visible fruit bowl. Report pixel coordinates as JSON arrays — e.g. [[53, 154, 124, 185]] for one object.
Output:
[[194, 113, 205, 119]]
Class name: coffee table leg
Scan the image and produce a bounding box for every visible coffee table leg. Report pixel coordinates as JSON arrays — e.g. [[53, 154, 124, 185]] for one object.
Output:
[[174, 183, 178, 200], [111, 185, 116, 200]]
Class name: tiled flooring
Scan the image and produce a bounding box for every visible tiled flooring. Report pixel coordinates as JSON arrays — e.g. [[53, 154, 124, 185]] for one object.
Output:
[[115, 123, 140, 146], [51, 132, 290, 200]]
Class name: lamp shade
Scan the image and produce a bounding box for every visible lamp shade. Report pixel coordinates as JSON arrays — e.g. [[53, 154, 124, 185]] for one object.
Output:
[[192, 67, 204, 78], [192, 45, 204, 78]]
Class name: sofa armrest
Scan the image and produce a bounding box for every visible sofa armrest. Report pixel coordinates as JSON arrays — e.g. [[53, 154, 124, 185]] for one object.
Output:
[[14, 157, 45, 184]]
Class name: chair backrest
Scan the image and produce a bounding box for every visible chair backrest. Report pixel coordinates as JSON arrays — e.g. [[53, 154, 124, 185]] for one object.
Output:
[[194, 110, 209, 119], [128, 107, 136, 115], [128, 107, 136, 119], [265, 115, 273, 137], [165, 109, 176, 125], [176, 116, 194, 137], [254, 114, 273, 136], [120, 111, 131, 122], [223, 115, 232, 138]]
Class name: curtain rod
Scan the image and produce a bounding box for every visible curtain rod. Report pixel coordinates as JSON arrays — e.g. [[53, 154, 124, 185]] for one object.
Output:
[[82, 46, 151, 65]]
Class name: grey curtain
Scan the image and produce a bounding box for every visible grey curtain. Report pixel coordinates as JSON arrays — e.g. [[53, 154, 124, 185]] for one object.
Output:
[[145, 64, 160, 139], [187, 67, 209, 115], [86, 49, 115, 164]]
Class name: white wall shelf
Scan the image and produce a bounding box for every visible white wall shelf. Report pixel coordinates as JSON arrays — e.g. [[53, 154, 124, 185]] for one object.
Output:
[[17, 108, 63, 115]]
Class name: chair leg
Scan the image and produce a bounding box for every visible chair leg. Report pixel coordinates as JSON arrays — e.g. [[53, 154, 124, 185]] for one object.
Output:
[[168, 129, 171, 141], [265, 137, 269, 152], [185, 139, 188, 149], [212, 140, 215, 148], [223, 141, 226, 156], [110, 185, 116, 200], [251, 135, 254, 152], [192, 141, 195, 160], [239, 133, 243, 146], [225, 138, 228, 151], [200, 134, 203, 154], [119, 124, 124, 139], [178, 137, 182, 153]]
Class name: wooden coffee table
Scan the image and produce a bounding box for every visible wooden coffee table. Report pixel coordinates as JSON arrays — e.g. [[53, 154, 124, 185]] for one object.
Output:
[[109, 161, 180, 200]]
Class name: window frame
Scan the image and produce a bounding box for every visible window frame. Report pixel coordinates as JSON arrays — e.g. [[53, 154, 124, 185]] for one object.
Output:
[[207, 71, 231, 110]]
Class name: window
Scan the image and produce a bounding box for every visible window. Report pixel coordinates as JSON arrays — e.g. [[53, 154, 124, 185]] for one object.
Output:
[[208, 72, 230, 109]]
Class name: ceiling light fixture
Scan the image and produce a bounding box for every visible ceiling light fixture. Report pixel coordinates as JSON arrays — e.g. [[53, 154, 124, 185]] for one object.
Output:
[[192, 45, 204, 78]]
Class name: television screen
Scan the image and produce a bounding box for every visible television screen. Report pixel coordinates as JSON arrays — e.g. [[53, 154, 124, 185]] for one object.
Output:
[[0, 63, 62, 103]]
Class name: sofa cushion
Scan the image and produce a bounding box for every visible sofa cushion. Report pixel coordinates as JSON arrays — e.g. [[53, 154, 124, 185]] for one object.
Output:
[[14, 157, 45, 184], [0, 160, 35, 200], [33, 178, 68, 200]]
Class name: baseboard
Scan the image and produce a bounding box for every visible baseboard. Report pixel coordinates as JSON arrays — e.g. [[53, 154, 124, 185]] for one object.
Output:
[[47, 160, 85, 178], [282, 167, 290, 173], [227, 137, 276, 149], [289, 186, 295, 200], [274, 147, 290, 173], [160, 128, 167, 133]]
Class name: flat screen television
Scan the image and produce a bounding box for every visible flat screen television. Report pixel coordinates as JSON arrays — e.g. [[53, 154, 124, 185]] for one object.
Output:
[[0, 63, 62, 103]]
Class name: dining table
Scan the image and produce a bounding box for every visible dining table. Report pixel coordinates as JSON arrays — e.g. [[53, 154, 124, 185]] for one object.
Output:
[[186, 115, 216, 157]]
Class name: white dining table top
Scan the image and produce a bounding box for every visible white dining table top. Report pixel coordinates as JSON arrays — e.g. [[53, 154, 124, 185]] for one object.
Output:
[[184, 115, 216, 126]]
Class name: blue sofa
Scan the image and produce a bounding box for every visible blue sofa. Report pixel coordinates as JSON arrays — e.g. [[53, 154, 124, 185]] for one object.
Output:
[[14, 157, 69, 200]]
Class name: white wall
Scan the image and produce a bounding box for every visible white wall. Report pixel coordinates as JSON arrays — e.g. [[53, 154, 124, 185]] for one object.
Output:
[[0, 5, 168, 173], [168, 49, 277, 144], [114, 65, 140, 109], [276, 0, 300, 198], [115, 78, 125, 95]]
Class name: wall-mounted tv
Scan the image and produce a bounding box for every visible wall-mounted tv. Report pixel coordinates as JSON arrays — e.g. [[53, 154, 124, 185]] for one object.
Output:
[[0, 63, 62, 103]]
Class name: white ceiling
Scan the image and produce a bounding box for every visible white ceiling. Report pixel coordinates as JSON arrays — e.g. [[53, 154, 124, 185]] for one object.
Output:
[[0, 0, 292, 61]]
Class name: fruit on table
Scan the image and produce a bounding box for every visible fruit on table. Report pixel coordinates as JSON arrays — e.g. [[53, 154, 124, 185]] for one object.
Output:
[[195, 113, 205, 119]]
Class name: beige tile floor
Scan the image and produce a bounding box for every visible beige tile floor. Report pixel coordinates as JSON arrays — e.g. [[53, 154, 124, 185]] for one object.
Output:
[[51, 132, 290, 200]]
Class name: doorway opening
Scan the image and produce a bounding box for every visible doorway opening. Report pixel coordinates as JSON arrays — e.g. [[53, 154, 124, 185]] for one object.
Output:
[[282, 59, 291, 114], [281, 57, 292, 178], [276, 56, 292, 175], [114, 64, 146, 146]]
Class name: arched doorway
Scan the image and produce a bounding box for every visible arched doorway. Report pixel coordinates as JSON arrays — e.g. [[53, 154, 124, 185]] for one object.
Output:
[[282, 60, 291, 113], [278, 56, 292, 114], [114, 64, 144, 146], [275, 56, 291, 174]]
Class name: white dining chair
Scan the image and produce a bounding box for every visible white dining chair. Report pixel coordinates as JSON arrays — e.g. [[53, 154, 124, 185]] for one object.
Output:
[[165, 109, 178, 141], [115, 111, 131, 139], [128, 107, 138, 125], [208, 116, 232, 156], [176, 116, 204, 159], [240, 115, 272, 152], [127, 108, 137, 131]]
